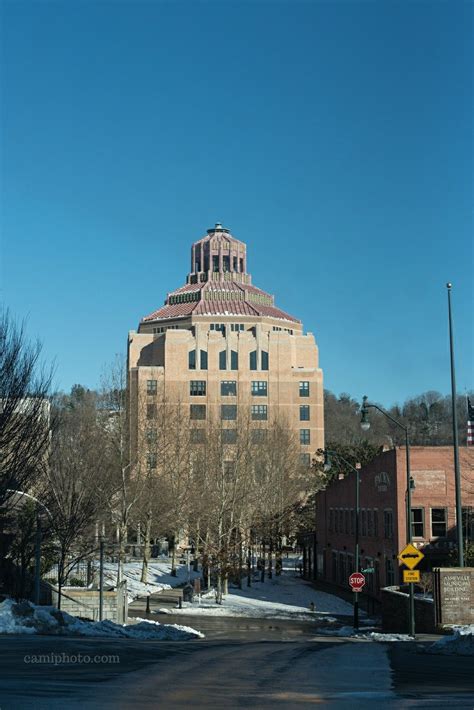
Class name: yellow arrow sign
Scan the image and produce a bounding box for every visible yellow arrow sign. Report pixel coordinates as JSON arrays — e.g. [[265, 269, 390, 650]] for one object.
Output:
[[398, 543, 424, 570]]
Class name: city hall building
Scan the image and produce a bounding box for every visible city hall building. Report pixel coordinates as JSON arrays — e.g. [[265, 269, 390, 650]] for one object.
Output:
[[128, 223, 324, 465]]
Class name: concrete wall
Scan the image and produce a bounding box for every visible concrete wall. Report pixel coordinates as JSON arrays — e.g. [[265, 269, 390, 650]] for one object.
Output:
[[381, 586, 435, 633]]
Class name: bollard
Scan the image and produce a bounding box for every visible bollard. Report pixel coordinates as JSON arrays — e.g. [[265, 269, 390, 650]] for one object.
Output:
[[146, 595, 150, 614], [179, 597, 182, 609]]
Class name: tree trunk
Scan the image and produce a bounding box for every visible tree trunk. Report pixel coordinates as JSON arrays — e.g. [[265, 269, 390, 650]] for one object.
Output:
[[276, 532, 282, 576], [140, 511, 152, 584], [238, 532, 243, 590], [268, 536, 273, 580], [247, 539, 252, 587], [170, 534, 177, 576], [261, 539, 266, 583]]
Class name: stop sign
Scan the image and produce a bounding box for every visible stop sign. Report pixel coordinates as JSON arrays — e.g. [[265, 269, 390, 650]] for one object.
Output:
[[349, 572, 366, 592]]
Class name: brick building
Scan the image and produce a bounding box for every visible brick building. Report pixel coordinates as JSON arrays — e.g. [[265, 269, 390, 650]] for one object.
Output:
[[312, 447, 474, 597], [128, 223, 324, 470]]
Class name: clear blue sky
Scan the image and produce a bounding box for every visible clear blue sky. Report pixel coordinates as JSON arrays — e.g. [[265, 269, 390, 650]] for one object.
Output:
[[1, 1, 472, 407]]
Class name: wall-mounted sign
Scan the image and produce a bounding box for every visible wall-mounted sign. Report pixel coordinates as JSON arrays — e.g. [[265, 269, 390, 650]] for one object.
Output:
[[374, 471, 390, 492]]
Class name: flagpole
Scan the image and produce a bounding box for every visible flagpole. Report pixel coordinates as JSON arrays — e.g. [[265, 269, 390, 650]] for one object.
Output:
[[446, 283, 464, 567]]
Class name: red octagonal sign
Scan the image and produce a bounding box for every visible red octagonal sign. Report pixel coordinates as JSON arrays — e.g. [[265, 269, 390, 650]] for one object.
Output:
[[349, 572, 366, 592]]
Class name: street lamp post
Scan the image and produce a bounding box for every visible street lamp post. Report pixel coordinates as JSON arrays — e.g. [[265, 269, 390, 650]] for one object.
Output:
[[360, 396, 415, 637], [324, 450, 361, 631], [446, 283, 464, 567]]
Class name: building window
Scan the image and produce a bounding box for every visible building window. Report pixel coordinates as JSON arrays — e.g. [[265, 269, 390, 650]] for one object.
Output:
[[462, 507, 474, 540], [147, 379, 157, 395], [222, 429, 237, 444], [261, 351, 269, 370], [329, 508, 334, 532], [385, 558, 395, 586], [223, 460, 236, 477], [221, 405, 237, 420], [251, 429, 267, 443], [249, 350, 257, 370], [188, 350, 196, 370], [411, 508, 424, 538], [251, 381, 267, 396], [431, 508, 447, 538], [190, 404, 206, 420], [147, 403, 156, 420], [146, 429, 157, 445], [345, 509, 349, 534], [219, 350, 227, 370], [299, 381, 310, 397], [367, 510, 373, 537], [361, 509, 367, 536], [383, 509, 393, 539], [200, 350, 208, 370], [300, 429, 310, 445], [373, 509, 379, 538], [231, 350, 238, 370], [300, 453, 311, 467], [190, 380, 206, 396], [190, 428, 205, 444], [251, 405, 268, 421], [350, 509, 355, 535], [299, 405, 310, 421], [147, 453, 157, 470], [221, 380, 237, 396]]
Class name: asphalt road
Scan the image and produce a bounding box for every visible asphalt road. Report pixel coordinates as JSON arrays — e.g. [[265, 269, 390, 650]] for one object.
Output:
[[0, 618, 473, 709]]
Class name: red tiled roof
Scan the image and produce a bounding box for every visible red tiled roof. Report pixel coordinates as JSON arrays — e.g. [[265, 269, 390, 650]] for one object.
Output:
[[141, 278, 299, 325]]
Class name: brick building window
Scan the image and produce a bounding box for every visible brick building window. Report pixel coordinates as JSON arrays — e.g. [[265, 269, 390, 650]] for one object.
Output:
[[383, 509, 393, 539], [344, 509, 349, 534], [147, 453, 157, 470], [251, 429, 267, 443], [190, 404, 206, 420], [219, 351, 227, 370], [222, 429, 237, 444], [188, 350, 196, 370], [299, 381, 309, 397], [299, 405, 310, 421], [190, 429, 205, 443], [367, 510, 373, 537], [300, 453, 311, 467], [431, 508, 447, 537], [249, 350, 257, 370], [147, 379, 157, 395], [200, 350, 208, 370], [411, 508, 424, 538], [373, 509, 379, 538], [329, 509, 334, 532], [147, 403, 156, 420], [190, 380, 206, 396], [385, 558, 395, 586], [221, 405, 237, 420], [361, 509, 367, 536], [350, 509, 355, 535], [261, 351, 269, 370], [221, 381, 237, 396], [251, 405, 268, 420], [251, 381, 267, 396], [146, 429, 157, 445], [231, 350, 238, 370], [300, 429, 310, 445]]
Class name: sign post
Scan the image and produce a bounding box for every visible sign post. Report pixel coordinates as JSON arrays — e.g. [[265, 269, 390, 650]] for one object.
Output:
[[398, 543, 424, 636]]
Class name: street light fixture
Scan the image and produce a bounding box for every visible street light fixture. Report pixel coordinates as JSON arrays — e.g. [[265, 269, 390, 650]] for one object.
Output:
[[323, 450, 361, 631], [360, 396, 415, 637]]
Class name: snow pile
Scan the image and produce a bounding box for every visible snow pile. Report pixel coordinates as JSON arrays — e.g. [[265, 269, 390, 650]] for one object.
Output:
[[157, 571, 359, 620], [0, 599, 203, 640], [317, 625, 412, 641], [427, 625, 474, 656]]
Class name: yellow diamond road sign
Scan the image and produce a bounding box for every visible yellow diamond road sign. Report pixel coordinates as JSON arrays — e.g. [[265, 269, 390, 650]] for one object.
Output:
[[398, 543, 424, 570]]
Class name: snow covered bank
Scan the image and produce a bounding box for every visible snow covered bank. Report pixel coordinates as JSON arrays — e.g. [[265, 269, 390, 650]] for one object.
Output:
[[156, 571, 361, 620], [0, 599, 203, 640], [98, 559, 200, 601], [427, 625, 474, 656]]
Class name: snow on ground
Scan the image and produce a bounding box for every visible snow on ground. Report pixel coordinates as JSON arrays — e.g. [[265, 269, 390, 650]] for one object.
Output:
[[0, 599, 203, 640], [98, 558, 200, 601], [156, 569, 361, 620], [427, 625, 474, 656]]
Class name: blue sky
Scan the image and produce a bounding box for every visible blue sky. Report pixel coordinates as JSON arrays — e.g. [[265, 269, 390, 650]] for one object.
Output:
[[1, 0, 472, 407]]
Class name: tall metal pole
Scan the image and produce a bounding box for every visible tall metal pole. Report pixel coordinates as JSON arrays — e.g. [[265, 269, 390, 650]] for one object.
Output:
[[34, 508, 41, 605], [446, 283, 464, 566], [354, 467, 360, 630], [405, 432, 415, 637], [99, 538, 104, 621]]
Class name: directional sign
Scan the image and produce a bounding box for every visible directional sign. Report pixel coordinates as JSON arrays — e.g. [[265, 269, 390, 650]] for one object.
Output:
[[398, 543, 424, 570], [349, 572, 366, 592], [403, 570, 420, 583], [361, 567, 374, 574]]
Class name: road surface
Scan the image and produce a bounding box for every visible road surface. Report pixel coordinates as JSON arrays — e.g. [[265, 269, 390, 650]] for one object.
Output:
[[0, 617, 473, 708]]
